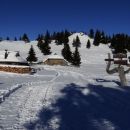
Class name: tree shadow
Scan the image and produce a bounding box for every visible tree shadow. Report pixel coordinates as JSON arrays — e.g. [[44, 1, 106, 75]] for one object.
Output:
[[95, 78, 121, 86], [24, 83, 130, 130]]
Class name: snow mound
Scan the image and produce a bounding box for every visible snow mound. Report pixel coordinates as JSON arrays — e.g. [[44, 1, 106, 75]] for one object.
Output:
[[69, 32, 93, 44]]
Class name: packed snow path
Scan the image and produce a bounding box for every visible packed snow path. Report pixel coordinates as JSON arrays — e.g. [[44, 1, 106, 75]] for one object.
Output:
[[0, 67, 87, 130], [0, 65, 130, 130], [0, 68, 60, 129]]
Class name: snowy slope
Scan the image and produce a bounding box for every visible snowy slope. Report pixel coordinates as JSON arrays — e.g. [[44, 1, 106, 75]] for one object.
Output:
[[0, 40, 43, 61], [0, 33, 130, 130], [0, 33, 111, 64]]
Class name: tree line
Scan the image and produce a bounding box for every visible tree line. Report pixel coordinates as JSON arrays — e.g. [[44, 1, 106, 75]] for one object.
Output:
[[36, 31, 81, 66], [1, 29, 130, 66]]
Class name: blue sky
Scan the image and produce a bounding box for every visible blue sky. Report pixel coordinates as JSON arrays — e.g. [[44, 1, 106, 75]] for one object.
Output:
[[0, 0, 130, 39]]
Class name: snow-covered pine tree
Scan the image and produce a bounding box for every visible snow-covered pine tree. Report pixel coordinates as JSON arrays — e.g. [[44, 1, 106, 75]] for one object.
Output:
[[72, 46, 81, 66], [26, 45, 37, 63]]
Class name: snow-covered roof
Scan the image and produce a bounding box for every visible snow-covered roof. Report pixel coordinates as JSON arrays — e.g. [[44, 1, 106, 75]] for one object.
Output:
[[43, 53, 68, 63], [0, 51, 27, 63], [47, 53, 64, 60]]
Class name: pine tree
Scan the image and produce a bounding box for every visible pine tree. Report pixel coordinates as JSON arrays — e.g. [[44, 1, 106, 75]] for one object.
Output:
[[45, 30, 51, 43], [26, 45, 37, 63], [22, 33, 30, 43], [64, 36, 69, 44], [37, 38, 51, 55], [111, 34, 128, 54], [64, 29, 71, 38], [6, 37, 10, 40], [57, 31, 64, 45], [72, 46, 81, 66], [0, 37, 3, 42], [37, 38, 43, 48], [108, 36, 111, 43], [36, 34, 42, 41], [127, 37, 130, 51], [51, 32, 56, 40], [37, 31, 51, 55], [42, 40, 51, 55], [14, 37, 17, 41], [62, 43, 72, 62], [86, 40, 91, 49], [102, 35, 111, 44], [99, 31, 108, 44], [55, 30, 71, 45], [19, 36, 22, 41], [72, 36, 81, 47], [63, 30, 71, 44], [89, 29, 94, 38], [93, 30, 101, 46]]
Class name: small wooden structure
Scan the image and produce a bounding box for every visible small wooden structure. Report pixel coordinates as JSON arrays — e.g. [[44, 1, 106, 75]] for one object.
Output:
[[105, 53, 130, 86], [0, 50, 31, 74], [43, 54, 68, 66]]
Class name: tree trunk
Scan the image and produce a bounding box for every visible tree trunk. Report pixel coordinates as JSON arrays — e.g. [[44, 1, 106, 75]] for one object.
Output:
[[118, 66, 127, 86]]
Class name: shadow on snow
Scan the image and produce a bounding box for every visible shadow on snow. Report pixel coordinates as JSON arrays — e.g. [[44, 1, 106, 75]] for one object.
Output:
[[95, 78, 121, 86], [24, 81, 130, 130]]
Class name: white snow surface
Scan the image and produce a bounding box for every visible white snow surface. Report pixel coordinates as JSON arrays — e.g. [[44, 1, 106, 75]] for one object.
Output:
[[0, 51, 27, 63], [0, 33, 130, 130]]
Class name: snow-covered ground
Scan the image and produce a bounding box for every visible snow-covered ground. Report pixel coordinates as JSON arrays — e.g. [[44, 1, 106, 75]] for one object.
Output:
[[0, 33, 130, 130]]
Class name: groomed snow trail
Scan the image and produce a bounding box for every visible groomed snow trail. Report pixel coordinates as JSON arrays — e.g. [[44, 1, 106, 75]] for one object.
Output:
[[0, 65, 130, 130], [0, 69, 60, 130], [0, 67, 87, 130]]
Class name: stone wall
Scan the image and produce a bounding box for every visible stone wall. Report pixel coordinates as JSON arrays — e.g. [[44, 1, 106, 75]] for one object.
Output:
[[0, 66, 31, 74]]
